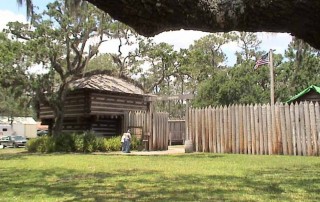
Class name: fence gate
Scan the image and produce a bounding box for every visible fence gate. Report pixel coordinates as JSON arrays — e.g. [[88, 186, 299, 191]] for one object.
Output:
[[127, 111, 169, 151], [168, 120, 185, 145]]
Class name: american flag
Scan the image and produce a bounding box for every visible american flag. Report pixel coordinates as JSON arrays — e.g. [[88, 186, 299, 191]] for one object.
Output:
[[254, 52, 269, 70]]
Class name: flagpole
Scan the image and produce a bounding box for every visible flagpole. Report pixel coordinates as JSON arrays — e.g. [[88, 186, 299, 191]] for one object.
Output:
[[269, 49, 276, 154], [269, 49, 275, 105]]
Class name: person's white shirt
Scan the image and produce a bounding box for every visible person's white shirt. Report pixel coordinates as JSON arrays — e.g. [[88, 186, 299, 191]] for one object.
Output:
[[123, 132, 131, 140]]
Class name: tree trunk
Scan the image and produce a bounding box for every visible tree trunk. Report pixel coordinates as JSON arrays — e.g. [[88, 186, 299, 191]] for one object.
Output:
[[52, 104, 65, 136], [87, 0, 320, 49], [51, 83, 69, 136]]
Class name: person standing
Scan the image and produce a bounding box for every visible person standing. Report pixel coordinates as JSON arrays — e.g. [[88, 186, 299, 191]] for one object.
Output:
[[121, 133, 126, 152], [123, 129, 131, 153]]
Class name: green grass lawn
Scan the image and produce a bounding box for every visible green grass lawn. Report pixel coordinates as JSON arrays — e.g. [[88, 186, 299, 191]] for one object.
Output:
[[0, 148, 319, 202]]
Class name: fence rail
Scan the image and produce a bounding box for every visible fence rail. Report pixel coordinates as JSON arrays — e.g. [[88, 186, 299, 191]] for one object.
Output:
[[187, 102, 320, 156]]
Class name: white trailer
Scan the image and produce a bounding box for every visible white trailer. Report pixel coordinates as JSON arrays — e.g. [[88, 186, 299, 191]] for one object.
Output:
[[0, 117, 37, 138], [0, 124, 15, 137]]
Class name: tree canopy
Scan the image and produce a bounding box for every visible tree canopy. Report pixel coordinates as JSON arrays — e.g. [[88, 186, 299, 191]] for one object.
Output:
[[86, 0, 320, 50], [18, 0, 320, 49], [9, 0, 117, 135]]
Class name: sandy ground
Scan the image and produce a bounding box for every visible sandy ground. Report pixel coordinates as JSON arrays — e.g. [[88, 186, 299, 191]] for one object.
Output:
[[0, 145, 187, 156], [109, 145, 186, 156]]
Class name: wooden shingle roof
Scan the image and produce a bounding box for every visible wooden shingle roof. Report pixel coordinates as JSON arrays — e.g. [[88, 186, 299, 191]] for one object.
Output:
[[71, 74, 145, 95]]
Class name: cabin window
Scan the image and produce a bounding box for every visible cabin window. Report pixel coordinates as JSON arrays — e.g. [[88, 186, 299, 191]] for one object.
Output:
[[2, 128, 7, 132]]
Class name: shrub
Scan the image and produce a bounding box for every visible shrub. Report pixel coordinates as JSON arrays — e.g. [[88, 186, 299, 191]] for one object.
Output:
[[104, 136, 122, 151], [131, 135, 142, 151], [96, 137, 106, 152], [27, 136, 55, 153], [27, 131, 137, 153], [83, 131, 98, 153], [54, 133, 75, 152], [73, 134, 84, 152]]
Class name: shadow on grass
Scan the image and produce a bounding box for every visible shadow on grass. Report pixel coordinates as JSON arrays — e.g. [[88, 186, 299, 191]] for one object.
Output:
[[0, 162, 319, 201]]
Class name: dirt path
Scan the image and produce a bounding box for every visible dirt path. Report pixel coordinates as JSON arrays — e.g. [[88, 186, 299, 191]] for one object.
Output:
[[0, 146, 187, 156], [113, 145, 186, 156]]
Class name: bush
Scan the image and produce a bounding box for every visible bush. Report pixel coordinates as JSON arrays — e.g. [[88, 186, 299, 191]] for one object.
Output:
[[54, 133, 75, 152], [27, 131, 142, 153], [73, 133, 84, 152], [83, 131, 98, 153], [104, 136, 122, 151], [96, 137, 106, 152], [131, 135, 142, 151], [26, 136, 55, 153]]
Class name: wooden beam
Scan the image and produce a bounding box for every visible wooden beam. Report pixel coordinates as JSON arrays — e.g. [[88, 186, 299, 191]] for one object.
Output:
[[145, 94, 194, 102]]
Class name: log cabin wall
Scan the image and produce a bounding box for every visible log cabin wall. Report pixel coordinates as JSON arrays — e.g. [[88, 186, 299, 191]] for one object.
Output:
[[89, 90, 148, 115], [61, 116, 91, 134], [39, 89, 90, 119], [91, 115, 122, 137], [295, 91, 320, 103], [39, 89, 149, 137]]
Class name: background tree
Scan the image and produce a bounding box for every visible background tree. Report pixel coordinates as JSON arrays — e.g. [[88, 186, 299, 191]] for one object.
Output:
[[276, 38, 320, 101], [180, 33, 237, 93], [235, 32, 261, 64], [194, 33, 288, 107], [0, 32, 33, 118]]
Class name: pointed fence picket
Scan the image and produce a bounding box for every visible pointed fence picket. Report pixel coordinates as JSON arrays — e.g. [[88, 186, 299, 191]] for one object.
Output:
[[187, 102, 320, 156]]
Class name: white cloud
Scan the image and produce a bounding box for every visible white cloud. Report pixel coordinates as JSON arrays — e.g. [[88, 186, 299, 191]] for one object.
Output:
[[258, 32, 292, 54], [152, 29, 209, 50], [149, 30, 292, 66], [0, 10, 26, 30]]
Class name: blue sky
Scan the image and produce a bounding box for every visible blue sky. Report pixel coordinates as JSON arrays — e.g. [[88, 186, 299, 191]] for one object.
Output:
[[0, 0, 48, 14], [0, 0, 292, 66]]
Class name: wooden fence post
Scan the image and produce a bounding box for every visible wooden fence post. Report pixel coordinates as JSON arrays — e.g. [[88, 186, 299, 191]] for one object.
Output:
[[294, 103, 302, 155], [309, 102, 317, 155], [258, 104, 263, 155], [224, 106, 229, 153], [254, 104, 260, 154], [231, 105, 236, 154], [279, 103, 287, 155], [299, 102, 307, 156], [304, 102, 312, 156], [201, 108, 206, 152], [208, 106, 213, 152], [285, 104, 293, 155], [212, 107, 217, 153], [220, 106, 224, 153], [228, 106, 232, 153], [315, 102, 320, 155], [246, 105, 251, 154], [235, 105, 240, 154], [290, 104, 297, 155], [239, 105, 244, 154], [267, 104, 272, 155], [250, 105, 255, 155], [262, 104, 268, 155]]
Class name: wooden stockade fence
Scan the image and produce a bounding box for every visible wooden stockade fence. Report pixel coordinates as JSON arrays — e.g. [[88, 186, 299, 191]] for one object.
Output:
[[127, 111, 169, 151], [187, 102, 320, 156]]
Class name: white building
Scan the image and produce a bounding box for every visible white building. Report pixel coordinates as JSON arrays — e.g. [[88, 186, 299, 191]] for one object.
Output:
[[0, 117, 37, 138]]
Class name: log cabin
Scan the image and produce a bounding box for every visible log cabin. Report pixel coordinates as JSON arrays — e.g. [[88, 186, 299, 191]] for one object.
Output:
[[39, 74, 150, 137], [287, 85, 320, 104]]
